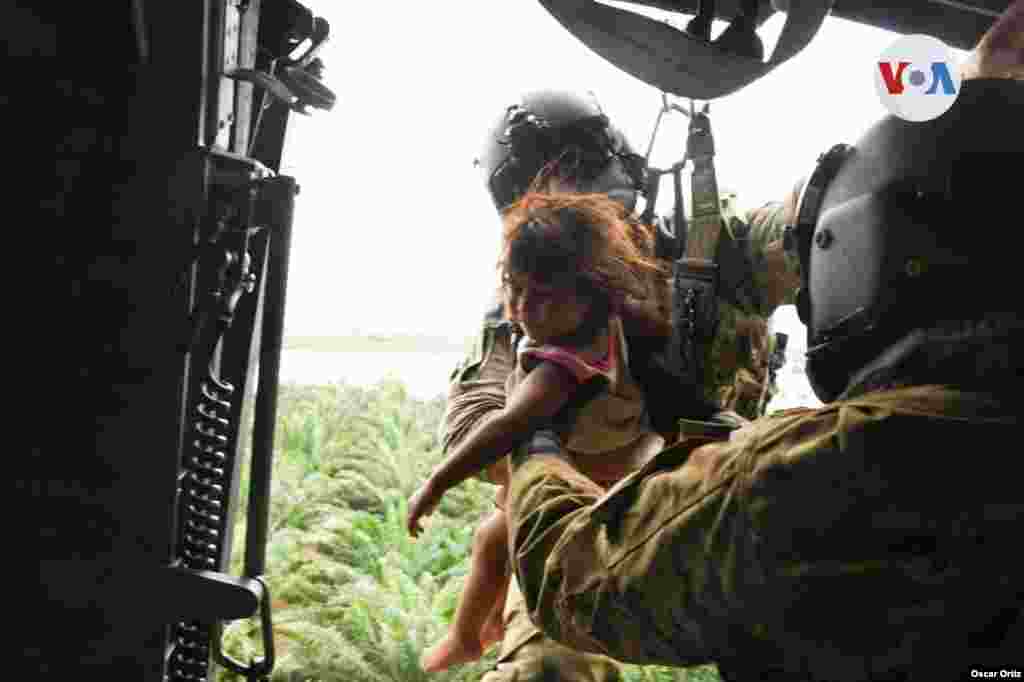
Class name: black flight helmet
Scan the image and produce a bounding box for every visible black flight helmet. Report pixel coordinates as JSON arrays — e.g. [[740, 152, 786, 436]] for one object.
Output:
[[787, 78, 1024, 402], [476, 89, 646, 212]]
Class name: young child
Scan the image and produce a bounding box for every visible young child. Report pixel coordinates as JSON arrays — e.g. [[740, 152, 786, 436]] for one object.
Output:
[[406, 191, 669, 672]]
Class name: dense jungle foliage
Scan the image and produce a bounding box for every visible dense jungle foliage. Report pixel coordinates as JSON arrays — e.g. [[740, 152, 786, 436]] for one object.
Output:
[[217, 379, 720, 682]]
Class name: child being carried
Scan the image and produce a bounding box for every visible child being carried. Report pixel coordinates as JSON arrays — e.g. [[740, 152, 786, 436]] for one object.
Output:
[[407, 191, 669, 672]]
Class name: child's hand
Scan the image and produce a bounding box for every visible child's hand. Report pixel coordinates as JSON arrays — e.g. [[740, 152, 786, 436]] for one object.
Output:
[[407, 479, 443, 538]]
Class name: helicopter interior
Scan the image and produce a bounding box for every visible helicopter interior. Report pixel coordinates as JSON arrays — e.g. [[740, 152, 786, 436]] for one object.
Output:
[[14, 0, 1012, 679], [540, 0, 1007, 99]]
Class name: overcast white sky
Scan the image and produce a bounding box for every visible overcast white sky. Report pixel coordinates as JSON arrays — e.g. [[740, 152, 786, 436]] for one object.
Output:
[[278, 1, 966, 339]]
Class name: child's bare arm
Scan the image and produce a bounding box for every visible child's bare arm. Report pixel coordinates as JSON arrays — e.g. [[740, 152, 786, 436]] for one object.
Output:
[[430, 361, 575, 492], [407, 361, 577, 536]]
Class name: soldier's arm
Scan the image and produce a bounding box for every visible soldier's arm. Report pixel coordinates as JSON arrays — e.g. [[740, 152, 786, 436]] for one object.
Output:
[[505, 436, 742, 664], [742, 199, 802, 317], [439, 308, 516, 482], [440, 306, 574, 483], [504, 407, 824, 666], [427, 361, 577, 496], [960, 0, 1023, 81]]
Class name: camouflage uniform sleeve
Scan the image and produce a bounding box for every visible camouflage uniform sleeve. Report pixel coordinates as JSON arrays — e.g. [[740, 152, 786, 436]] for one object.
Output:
[[438, 303, 516, 482], [504, 406, 853, 667], [742, 201, 802, 317], [505, 408, 831, 668], [507, 387, 1024, 677]]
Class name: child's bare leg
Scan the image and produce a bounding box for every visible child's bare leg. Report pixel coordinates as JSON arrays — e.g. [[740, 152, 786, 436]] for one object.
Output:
[[421, 504, 510, 672], [478, 480, 510, 650], [480, 479, 511, 651], [479, 568, 510, 651]]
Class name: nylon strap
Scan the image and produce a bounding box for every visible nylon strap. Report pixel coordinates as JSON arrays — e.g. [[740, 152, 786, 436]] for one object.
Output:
[[685, 106, 722, 261], [669, 104, 721, 387]]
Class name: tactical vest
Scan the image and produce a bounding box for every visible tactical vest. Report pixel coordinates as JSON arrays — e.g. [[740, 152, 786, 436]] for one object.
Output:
[[648, 105, 783, 419], [659, 194, 777, 419]]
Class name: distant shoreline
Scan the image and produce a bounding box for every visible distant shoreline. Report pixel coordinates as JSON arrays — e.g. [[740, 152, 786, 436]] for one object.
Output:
[[284, 335, 474, 353]]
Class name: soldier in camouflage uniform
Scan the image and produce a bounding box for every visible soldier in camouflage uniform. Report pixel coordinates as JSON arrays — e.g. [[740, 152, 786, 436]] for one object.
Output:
[[502, 73, 1024, 680], [704, 190, 801, 418], [440, 89, 801, 681]]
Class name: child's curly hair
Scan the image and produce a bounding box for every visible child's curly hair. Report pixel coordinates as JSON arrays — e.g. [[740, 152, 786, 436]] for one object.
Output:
[[499, 191, 667, 310]]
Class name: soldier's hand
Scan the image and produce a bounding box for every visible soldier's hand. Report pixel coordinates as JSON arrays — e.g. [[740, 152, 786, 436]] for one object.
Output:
[[728, 422, 760, 448], [407, 479, 443, 538], [961, 0, 1023, 80]]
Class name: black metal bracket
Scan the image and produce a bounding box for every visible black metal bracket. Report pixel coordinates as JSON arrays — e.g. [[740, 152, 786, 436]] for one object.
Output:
[[213, 577, 276, 682], [182, 148, 272, 356], [170, 150, 298, 682]]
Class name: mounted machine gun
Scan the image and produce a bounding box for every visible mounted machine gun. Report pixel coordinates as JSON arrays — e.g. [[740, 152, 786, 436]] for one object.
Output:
[[17, 1, 334, 679]]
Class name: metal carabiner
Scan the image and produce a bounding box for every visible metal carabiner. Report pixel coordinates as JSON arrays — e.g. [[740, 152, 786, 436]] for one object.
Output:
[[644, 92, 709, 166], [671, 94, 694, 119], [213, 576, 276, 682], [640, 92, 695, 228], [644, 92, 693, 164]]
